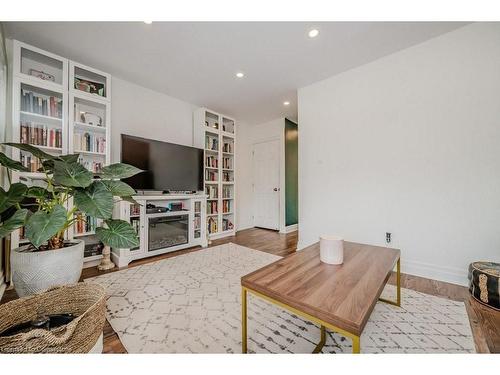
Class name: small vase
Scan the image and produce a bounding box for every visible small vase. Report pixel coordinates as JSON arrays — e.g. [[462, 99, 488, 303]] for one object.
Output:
[[319, 235, 344, 265]]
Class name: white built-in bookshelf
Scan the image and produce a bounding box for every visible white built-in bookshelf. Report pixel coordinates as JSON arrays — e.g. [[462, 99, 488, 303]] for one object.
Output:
[[193, 108, 236, 239], [8, 40, 112, 267]]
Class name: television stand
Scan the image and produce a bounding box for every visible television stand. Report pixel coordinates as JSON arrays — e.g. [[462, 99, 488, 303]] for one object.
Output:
[[111, 193, 208, 267]]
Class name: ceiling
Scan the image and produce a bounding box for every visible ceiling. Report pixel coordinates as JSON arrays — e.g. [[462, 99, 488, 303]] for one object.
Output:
[[4, 22, 467, 125]]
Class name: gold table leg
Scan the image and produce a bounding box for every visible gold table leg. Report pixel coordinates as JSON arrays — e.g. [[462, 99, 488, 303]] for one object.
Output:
[[313, 325, 326, 353], [378, 257, 401, 307], [242, 286, 362, 354], [242, 287, 248, 353], [352, 335, 360, 354]]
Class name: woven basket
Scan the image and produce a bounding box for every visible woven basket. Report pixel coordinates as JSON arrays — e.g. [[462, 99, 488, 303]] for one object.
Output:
[[0, 283, 106, 353]]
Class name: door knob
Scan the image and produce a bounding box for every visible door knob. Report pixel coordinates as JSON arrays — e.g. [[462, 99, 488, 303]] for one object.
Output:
[[273, 188, 278, 191]]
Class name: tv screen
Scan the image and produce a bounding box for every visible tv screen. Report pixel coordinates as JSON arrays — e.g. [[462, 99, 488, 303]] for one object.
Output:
[[121, 134, 203, 192]]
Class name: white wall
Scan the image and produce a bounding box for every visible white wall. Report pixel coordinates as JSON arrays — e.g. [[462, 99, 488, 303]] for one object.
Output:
[[298, 23, 500, 286], [111, 77, 197, 163]]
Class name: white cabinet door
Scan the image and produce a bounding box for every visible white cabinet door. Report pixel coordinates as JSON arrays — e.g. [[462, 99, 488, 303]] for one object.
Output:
[[253, 139, 280, 230]]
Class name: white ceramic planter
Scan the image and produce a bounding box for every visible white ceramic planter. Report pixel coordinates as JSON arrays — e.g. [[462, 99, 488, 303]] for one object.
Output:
[[10, 240, 84, 297], [319, 235, 344, 265]]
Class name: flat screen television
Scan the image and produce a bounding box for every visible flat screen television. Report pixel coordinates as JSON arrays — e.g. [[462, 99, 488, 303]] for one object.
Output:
[[121, 134, 203, 192]]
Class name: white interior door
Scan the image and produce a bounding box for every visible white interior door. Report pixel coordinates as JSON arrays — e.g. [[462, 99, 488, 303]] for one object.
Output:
[[253, 139, 280, 230]]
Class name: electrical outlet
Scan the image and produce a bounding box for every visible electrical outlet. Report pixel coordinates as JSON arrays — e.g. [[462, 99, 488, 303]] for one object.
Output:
[[386, 232, 392, 244]]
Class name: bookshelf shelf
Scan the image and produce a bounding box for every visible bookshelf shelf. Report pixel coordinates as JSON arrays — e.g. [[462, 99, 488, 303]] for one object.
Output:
[[74, 121, 106, 132], [74, 149, 106, 156], [194, 108, 236, 239], [74, 231, 96, 238], [20, 111, 62, 124]]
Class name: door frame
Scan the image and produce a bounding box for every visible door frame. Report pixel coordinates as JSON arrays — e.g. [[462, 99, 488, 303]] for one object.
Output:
[[252, 135, 286, 232]]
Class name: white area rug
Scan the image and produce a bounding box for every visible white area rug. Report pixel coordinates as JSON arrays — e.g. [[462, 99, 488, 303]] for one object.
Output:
[[86, 243, 475, 353]]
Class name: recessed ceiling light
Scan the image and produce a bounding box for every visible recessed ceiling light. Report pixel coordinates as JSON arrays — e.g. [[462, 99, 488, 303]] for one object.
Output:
[[308, 29, 319, 38], [144, 21, 153, 24], [283, 101, 290, 106], [236, 72, 244, 78]]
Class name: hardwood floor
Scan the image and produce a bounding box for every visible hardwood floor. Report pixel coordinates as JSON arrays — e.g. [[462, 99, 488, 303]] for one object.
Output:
[[1, 228, 498, 353]]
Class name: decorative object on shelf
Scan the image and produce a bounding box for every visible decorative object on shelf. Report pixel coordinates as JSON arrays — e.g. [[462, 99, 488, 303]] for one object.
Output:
[[74, 77, 105, 97], [97, 245, 114, 271], [79, 111, 102, 127], [28, 68, 55, 82], [469, 261, 500, 310], [319, 235, 344, 265], [0, 283, 106, 353], [0, 143, 141, 296]]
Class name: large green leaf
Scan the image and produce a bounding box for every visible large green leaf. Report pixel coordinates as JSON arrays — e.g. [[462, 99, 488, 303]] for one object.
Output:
[[99, 180, 136, 197], [25, 205, 67, 248], [74, 181, 113, 219], [38, 154, 81, 174], [0, 152, 29, 172], [0, 183, 28, 213], [100, 163, 142, 179], [53, 160, 93, 188], [3, 143, 54, 160], [0, 209, 28, 239], [58, 154, 80, 164], [96, 219, 139, 248], [25, 186, 50, 200]]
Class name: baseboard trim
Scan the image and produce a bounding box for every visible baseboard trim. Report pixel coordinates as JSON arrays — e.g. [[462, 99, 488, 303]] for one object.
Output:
[[236, 225, 254, 232], [402, 259, 469, 287], [280, 224, 298, 234]]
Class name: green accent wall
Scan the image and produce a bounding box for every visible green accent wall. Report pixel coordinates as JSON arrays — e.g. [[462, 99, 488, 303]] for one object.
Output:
[[285, 119, 298, 226]]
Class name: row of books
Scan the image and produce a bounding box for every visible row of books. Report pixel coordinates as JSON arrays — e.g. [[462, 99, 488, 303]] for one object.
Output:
[[222, 186, 232, 199], [207, 201, 218, 215], [205, 185, 218, 199], [207, 217, 218, 234], [194, 201, 201, 213], [205, 170, 218, 181], [73, 132, 106, 153], [205, 136, 218, 151], [194, 216, 201, 230], [222, 218, 234, 231], [205, 155, 218, 168], [21, 89, 63, 119], [20, 152, 42, 172], [130, 218, 140, 250], [222, 200, 231, 213], [130, 204, 141, 216], [74, 213, 97, 235], [20, 121, 63, 149], [222, 142, 233, 153], [130, 218, 140, 236], [78, 157, 103, 173], [222, 157, 232, 169], [222, 171, 233, 182]]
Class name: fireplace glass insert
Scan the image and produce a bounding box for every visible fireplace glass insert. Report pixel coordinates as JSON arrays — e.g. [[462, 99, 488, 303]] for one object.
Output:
[[148, 214, 189, 251]]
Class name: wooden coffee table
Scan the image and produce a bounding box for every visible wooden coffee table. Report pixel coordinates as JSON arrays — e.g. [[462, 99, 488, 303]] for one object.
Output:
[[241, 241, 401, 353]]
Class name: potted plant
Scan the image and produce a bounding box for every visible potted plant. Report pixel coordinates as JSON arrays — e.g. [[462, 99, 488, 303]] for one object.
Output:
[[0, 143, 140, 297]]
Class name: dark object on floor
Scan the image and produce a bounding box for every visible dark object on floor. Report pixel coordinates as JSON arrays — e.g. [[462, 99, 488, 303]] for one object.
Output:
[[0, 314, 75, 337], [0, 283, 106, 353], [469, 261, 500, 310]]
